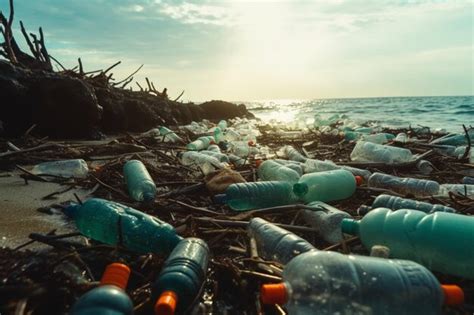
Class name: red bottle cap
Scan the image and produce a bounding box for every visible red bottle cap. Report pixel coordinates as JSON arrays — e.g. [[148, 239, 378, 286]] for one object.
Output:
[[260, 283, 288, 305], [100, 263, 131, 290], [355, 176, 363, 186], [255, 159, 263, 168], [155, 290, 178, 315], [442, 285, 464, 305]]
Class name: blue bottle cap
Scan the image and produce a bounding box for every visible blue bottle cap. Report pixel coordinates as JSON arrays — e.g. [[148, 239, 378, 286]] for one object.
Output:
[[214, 194, 228, 204]]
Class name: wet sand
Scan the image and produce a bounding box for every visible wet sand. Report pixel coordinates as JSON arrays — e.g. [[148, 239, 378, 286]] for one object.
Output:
[[0, 170, 91, 249]]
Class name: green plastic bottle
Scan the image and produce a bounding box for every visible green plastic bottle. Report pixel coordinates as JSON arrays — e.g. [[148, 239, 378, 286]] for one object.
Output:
[[123, 160, 156, 202], [71, 263, 133, 315], [153, 238, 209, 315], [293, 169, 357, 203], [257, 160, 300, 182], [186, 136, 214, 151], [214, 181, 297, 211], [65, 198, 182, 255], [341, 208, 474, 279]]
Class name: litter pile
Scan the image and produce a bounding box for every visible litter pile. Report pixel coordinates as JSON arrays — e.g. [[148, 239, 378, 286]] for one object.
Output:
[[0, 115, 473, 314]]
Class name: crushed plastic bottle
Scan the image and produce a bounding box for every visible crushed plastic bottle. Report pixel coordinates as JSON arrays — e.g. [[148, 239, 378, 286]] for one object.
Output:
[[248, 217, 315, 264], [437, 184, 474, 197], [123, 160, 156, 202], [214, 181, 297, 211], [260, 250, 464, 314], [416, 160, 435, 175], [301, 201, 352, 244], [186, 136, 214, 151], [199, 150, 230, 163], [231, 141, 259, 158], [31, 159, 89, 178], [342, 208, 474, 279], [358, 194, 456, 215], [64, 198, 182, 255], [293, 169, 358, 203], [282, 145, 307, 162], [153, 238, 209, 315], [223, 128, 241, 142], [206, 144, 221, 153], [71, 263, 133, 315], [394, 132, 408, 143], [350, 141, 414, 164], [257, 160, 300, 183], [368, 172, 440, 197], [180, 151, 225, 175]]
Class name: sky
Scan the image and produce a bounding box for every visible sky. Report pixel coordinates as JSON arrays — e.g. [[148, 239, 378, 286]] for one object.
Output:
[[3, 0, 474, 101]]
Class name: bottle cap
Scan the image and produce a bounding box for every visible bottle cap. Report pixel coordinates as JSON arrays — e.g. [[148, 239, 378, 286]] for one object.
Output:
[[340, 218, 359, 235], [143, 192, 156, 203], [100, 263, 131, 290], [214, 194, 228, 204], [63, 203, 80, 218], [154, 290, 178, 315], [255, 159, 263, 168], [260, 283, 288, 305], [248, 140, 255, 146], [357, 205, 371, 216], [293, 183, 308, 197], [441, 285, 464, 305], [355, 176, 363, 186]]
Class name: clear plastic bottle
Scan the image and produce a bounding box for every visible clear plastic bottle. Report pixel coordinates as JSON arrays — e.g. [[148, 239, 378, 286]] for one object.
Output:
[[206, 144, 221, 153], [360, 133, 390, 144], [199, 150, 230, 163], [257, 160, 301, 183], [301, 201, 352, 244], [303, 159, 372, 179], [394, 132, 408, 143], [359, 194, 456, 215], [186, 136, 214, 151], [430, 130, 474, 146], [31, 159, 89, 178], [153, 238, 209, 315], [350, 141, 414, 164], [260, 251, 464, 314], [341, 208, 474, 279], [71, 263, 133, 315], [231, 141, 258, 158], [214, 181, 298, 211], [123, 160, 156, 202], [437, 184, 474, 197], [368, 172, 440, 197], [159, 126, 183, 143], [282, 145, 307, 162], [293, 169, 357, 203], [64, 198, 182, 255], [223, 128, 241, 142], [462, 176, 474, 184], [248, 218, 315, 264], [180, 151, 224, 174]]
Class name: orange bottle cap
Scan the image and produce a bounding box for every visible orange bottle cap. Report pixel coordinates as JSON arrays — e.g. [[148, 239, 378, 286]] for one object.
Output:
[[100, 263, 131, 290], [155, 290, 178, 315], [355, 176, 363, 186], [442, 285, 464, 305], [255, 159, 263, 168], [248, 140, 255, 146], [260, 283, 288, 305]]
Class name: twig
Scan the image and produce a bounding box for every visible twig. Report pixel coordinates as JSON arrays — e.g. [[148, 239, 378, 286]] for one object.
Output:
[[114, 64, 143, 86], [103, 60, 121, 75], [174, 90, 185, 102], [460, 124, 471, 161]]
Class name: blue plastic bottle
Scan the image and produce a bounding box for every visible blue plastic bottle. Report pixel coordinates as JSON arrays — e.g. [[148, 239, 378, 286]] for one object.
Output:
[[71, 263, 133, 315], [153, 238, 209, 315], [248, 218, 315, 264], [368, 172, 440, 197], [260, 251, 464, 314], [123, 160, 156, 202], [65, 198, 182, 255], [358, 194, 456, 215], [342, 208, 474, 279], [214, 181, 298, 211]]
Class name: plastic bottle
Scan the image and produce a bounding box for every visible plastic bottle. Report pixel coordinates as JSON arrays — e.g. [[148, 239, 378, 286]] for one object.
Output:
[[186, 136, 214, 151], [358, 194, 456, 215], [394, 132, 408, 143], [180, 151, 225, 175], [159, 126, 183, 143], [231, 141, 258, 158], [153, 238, 209, 315], [248, 218, 315, 264], [214, 181, 297, 211], [228, 154, 246, 166], [206, 144, 221, 153], [430, 130, 474, 146], [71, 263, 133, 315], [217, 120, 227, 131], [303, 159, 372, 179], [282, 146, 307, 162], [301, 201, 352, 244], [260, 251, 464, 314], [293, 170, 358, 203], [199, 150, 230, 163], [223, 128, 241, 142], [350, 141, 414, 164], [123, 160, 156, 202], [437, 184, 474, 197], [344, 131, 361, 141], [257, 160, 301, 183], [31, 159, 89, 178], [354, 126, 373, 133], [416, 160, 434, 175], [213, 127, 224, 143], [64, 198, 182, 255], [368, 172, 439, 197], [273, 159, 303, 176], [341, 208, 474, 279], [360, 133, 390, 144]]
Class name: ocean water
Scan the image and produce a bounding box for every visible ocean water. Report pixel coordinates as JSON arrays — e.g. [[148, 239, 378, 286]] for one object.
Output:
[[244, 96, 473, 133]]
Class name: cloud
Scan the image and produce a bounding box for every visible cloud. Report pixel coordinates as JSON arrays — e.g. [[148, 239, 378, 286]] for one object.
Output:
[[158, 2, 231, 25]]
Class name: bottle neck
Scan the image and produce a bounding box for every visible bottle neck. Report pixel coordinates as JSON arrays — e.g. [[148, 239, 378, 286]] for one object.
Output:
[[340, 218, 360, 236]]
